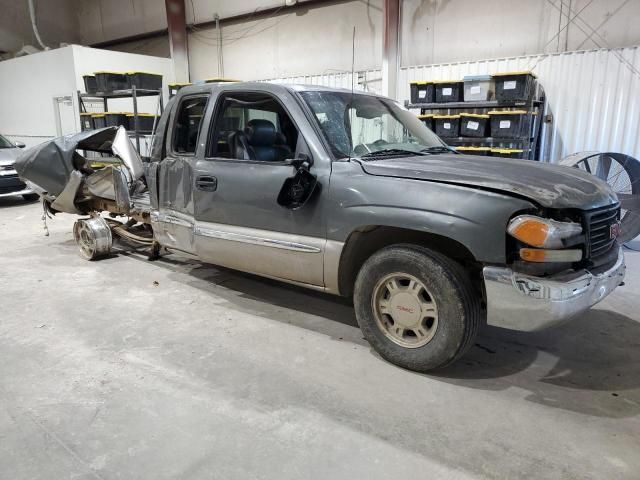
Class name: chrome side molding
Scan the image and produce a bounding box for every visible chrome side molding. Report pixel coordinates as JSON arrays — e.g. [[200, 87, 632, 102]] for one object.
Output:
[[194, 225, 321, 253]]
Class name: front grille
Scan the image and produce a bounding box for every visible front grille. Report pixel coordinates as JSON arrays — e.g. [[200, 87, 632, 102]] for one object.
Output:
[[1, 173, 19, 179], [583, 204, 620, 259]]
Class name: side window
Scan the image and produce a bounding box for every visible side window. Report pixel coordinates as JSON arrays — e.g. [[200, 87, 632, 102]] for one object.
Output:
[[208, 92, 298, 162], [172, 96, 208, 154]]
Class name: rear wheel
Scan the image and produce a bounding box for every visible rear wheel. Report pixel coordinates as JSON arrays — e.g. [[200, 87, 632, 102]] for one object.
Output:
[[354, 245, 480, 372]]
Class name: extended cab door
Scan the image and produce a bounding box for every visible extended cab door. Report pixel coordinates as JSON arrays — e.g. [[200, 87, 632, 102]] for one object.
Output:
[[191, 85, 331, 287], [154, 92, 210, 255]]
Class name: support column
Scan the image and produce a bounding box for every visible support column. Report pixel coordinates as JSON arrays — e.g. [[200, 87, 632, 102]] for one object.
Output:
[[165, 0, 189, 82], [382, 0, 401, 100]]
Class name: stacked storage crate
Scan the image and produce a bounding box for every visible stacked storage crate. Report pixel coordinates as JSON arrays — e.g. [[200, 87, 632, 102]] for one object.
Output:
[[78, 71, 164, 156], [407, 71, 543, 160]]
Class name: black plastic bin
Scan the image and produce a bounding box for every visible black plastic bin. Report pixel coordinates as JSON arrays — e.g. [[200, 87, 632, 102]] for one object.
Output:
[[433, 115, 460, 137], [80, 113, 94, 131], [459, 113, 489, 137], [489, 110, 532, 138], [434, 81, 463, 103], [493, 71, 536, 102], [83, 75, 98, 94], [104, 112, 130, 129], [169, 83, 191, 98], [95, 71, 129, 92], [456, 146, 491, 156], [127, 71, 162, 90], [417, 114, 434, 130], [410, 81, 434, 103], [92, 114, 106, 129], [127, 113, 158, 134], [490, 148, 524, 159]]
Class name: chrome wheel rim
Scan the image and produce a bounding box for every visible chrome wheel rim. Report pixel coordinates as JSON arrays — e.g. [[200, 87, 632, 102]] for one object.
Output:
[[73, 217, 112, 260], [74, 220, 96, 259], [372, 272, 438, 348]]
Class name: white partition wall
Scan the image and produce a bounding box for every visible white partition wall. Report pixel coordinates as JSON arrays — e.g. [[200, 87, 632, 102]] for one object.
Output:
[[0, 48, 77, 147], [0, 46, 174, 149]]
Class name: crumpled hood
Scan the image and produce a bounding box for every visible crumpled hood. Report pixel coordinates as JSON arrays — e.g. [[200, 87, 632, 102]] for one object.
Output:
[[358, 154, 617, 209], [0, 147, 21, 166]]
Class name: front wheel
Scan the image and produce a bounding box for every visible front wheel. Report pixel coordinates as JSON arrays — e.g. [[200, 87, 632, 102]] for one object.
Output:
[[354, 245, 481, 372]]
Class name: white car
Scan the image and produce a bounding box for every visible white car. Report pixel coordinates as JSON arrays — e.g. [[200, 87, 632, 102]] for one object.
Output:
[[0, 134, 37, 201]]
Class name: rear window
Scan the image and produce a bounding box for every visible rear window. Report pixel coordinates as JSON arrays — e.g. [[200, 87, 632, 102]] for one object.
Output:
[[172, 96, 208, 154]]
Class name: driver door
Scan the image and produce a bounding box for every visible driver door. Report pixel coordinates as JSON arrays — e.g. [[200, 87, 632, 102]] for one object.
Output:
[[191, 88, 330, 287]]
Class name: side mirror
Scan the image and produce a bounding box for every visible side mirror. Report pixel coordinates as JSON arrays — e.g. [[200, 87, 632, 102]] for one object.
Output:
[[278, 154, 318, 210], [15, 141, 26, 149], [284, 153, 313, 170]]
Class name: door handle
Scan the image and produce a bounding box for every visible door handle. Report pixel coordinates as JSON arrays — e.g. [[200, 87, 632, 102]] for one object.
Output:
[[196, 176, 217, 192]]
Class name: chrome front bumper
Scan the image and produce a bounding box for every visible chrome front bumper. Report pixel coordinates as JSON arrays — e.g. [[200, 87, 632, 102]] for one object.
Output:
[[483, 248, 626, 331]]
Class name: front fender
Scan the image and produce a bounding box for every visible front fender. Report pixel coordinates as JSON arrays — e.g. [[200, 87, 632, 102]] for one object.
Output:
[[327, 162, 536, 264]]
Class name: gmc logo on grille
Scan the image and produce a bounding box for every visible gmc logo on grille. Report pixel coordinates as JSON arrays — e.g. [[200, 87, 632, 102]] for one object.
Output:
[[610, 221, 622, 240]]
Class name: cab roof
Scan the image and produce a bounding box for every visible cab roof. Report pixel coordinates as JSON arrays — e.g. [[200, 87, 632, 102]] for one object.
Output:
[[174, 81, 388, 100]]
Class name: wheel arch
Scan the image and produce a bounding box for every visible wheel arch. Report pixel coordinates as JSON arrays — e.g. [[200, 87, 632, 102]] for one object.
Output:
[[336, 225, 481, 297]]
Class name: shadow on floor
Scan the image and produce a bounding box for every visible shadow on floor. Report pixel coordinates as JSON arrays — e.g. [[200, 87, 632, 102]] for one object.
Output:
[[433, 309, 640, 416], [113, 248, 640, 418]]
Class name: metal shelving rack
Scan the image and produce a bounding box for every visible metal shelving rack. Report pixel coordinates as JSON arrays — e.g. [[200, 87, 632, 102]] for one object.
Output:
[[405, 96, 546, 160], [77, 87, 164, 154]]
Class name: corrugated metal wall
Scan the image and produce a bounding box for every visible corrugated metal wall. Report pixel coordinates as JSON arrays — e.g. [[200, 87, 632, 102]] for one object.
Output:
[[265, 46, 640, 163]]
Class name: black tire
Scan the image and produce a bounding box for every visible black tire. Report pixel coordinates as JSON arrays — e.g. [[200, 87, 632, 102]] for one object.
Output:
[[353, 244, 481, 372], [22, 193, 39, 202]]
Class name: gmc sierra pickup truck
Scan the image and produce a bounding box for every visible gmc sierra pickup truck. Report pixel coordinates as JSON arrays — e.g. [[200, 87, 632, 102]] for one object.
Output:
[[16, 82, 626, 372]]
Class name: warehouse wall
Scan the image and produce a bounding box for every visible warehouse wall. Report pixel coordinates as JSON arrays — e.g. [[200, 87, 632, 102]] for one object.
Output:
[[72, 0, 640, 81], [269, 46, 640, 163], [188, 0, 382, 81], [0, 0, 79, 53], [0, 45, 174, 148], [401, 0, 640, 67], [76, 0, 300, 46], [0, 48, 77, 146]]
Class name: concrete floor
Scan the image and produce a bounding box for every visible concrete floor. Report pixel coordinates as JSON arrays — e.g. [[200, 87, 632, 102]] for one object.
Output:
[[1, 197, 639, 480]]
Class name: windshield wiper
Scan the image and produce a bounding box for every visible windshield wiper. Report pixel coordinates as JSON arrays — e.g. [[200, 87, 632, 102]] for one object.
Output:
[[420, 146, 456, 154], [359, 148, 426, 159]]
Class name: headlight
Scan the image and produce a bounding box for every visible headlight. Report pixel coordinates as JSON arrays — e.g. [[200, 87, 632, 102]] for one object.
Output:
[[507, 215, 582, 249]]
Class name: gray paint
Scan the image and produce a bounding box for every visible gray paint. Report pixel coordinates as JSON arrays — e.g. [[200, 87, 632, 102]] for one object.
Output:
[[152, 82, 618, 288], [325, 161, 535, 264], [358, 155, 618, 210], [157, 83, 335, 286], [14, 127, 123, 199], [12, 82, 620, 295], [0, 145, 22, 166]]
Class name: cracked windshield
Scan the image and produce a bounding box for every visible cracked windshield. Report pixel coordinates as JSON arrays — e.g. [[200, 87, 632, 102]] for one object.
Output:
[[300, 90, 448, 159]]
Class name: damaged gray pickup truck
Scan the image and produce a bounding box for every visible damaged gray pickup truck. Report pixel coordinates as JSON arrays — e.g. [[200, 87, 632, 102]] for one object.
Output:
[[17, 82, 626, 372]]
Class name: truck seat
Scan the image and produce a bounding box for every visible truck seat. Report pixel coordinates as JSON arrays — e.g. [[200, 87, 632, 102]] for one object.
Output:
[[228, 119, 292, 162]]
